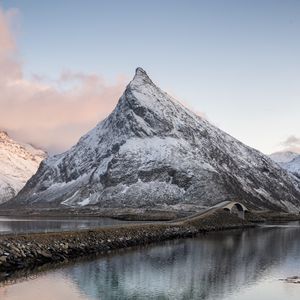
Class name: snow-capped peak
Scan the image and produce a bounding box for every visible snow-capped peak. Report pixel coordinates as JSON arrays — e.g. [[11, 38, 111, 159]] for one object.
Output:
[[0, 132, 47, 203], [7, 68, 300, 212], [270, 151, 299, 164], [270, 151, 300, 178], [133, 67, 151, 81]]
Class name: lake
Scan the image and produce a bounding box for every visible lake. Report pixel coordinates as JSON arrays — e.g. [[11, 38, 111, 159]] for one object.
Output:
[[0, 222, 300, 299], [0, 216, 129, 235]]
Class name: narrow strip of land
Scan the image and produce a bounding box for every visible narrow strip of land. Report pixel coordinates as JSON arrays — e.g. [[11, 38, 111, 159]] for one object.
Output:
[[0, 209, 254, 280]]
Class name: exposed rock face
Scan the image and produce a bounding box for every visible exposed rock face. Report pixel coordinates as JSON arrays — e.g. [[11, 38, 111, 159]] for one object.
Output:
[[270, 151, 300, 179], [6, 68, 300, 211], [0, 131, 46, 204]]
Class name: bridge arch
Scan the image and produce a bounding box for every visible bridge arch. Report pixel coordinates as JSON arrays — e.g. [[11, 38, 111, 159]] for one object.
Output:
[[222, 201, 248, 219]]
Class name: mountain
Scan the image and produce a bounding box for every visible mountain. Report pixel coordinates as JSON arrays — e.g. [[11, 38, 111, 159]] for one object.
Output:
[[0, 131, 46, 204], [6, 68, 300, 212], [270, 151, 300, 178], [269, 151, 299, 164]]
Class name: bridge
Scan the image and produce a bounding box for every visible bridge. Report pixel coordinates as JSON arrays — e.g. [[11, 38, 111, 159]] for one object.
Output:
[[174, 200, 249, 224], [220, 201, 248, 219]]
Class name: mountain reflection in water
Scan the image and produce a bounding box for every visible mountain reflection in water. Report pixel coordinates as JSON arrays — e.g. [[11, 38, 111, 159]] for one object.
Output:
[[1, 224, 300, 300]]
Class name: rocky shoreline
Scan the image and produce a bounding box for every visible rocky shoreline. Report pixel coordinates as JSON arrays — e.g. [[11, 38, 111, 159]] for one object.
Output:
[[0, 210, 254, 280]]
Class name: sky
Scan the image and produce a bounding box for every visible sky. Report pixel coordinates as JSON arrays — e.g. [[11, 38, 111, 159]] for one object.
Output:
[[0, 0, 299, 154]]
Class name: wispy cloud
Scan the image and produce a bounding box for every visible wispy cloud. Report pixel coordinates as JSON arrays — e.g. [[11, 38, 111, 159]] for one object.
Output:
[[0, 7, 126, 153], [280, 135, 300, 153]]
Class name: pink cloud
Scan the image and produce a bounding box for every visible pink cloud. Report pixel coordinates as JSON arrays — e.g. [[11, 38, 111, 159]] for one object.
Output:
[[0, 7, 126, 153], [280, 135, 300, 153]]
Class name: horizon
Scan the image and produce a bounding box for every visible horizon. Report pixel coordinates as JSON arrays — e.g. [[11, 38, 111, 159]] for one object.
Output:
[[0, 0, 299, 154]]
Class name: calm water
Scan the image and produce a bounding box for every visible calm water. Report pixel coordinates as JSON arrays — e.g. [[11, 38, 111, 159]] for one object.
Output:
[[0, 216, 129, 234], [1, 223, 300, 299]]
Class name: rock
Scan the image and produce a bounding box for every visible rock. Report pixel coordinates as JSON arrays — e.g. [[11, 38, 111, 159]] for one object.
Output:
[[36, 250, 52, 259], [0, 256, 7, 263]]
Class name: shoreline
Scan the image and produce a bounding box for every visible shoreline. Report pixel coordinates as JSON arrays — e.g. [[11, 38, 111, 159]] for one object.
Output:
[[0, 210, 254, 281], [1, 207, 299, 222], [0, 208, 188, 221]]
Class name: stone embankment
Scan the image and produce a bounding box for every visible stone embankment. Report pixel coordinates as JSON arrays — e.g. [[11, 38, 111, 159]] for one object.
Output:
[[0, 210, 254, 277]]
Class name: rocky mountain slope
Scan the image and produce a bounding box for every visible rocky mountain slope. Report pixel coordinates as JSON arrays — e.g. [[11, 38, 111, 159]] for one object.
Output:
[[0, 131, 46, 204], [6, 68, 300, 212], [270, 151, 300, 178]]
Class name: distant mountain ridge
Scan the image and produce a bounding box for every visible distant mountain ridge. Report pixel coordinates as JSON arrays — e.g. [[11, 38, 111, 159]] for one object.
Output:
[[0, 131, 46, 203], [270, 151, 300, 178], [6, 68, 300, 212]]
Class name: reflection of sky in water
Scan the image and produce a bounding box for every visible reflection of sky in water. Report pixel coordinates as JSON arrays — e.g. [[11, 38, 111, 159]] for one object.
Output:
[[0, 216, 129, 234], [0, 273, 86, 300], [1, 226, 300, 299]]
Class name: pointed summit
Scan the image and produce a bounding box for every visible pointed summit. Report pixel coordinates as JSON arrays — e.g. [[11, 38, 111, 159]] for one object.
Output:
[[135, 67, 148, 77], [130, 67, 154, 87], [8, 67, 300, 212]]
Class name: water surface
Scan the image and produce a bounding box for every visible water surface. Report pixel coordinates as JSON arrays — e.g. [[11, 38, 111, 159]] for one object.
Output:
[[1, 223, 300, 299], [0, 215, 128, 235]]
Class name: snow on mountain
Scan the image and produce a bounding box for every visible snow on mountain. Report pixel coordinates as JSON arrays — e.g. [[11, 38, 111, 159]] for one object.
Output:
[[284, 156, 300, 177], [270, 151, 299, 164], [0, 131, 46, 204], [270, 151, 300, 178], [6, 68, 300, 212]]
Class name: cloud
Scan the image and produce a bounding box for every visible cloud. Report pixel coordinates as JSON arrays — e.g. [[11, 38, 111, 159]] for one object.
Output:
[[0, 7, 126, 154], [280, 135, 300, 153]]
